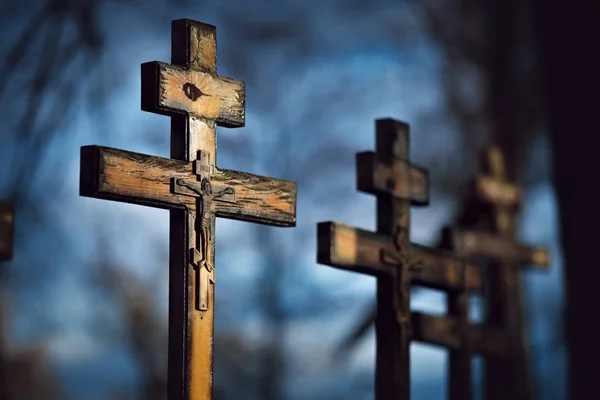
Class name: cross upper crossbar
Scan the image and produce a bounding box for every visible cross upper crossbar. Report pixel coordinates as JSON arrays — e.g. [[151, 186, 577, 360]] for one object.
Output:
[[356, 152, 429, 205]]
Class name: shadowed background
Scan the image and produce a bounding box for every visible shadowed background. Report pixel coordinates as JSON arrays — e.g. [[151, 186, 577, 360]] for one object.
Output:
[[0, 0, 589, 399]]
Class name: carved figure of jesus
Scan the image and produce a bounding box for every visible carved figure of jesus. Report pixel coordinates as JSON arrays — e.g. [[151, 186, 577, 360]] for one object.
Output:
[[197, 178, 234, 271]]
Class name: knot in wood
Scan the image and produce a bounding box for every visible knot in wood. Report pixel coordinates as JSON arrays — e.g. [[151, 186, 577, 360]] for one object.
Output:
[[182, 82, 205, 101]]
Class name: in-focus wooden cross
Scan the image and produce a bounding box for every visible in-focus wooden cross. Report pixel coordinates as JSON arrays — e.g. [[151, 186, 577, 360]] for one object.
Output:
[[444, 147, 549, 400], [80, 19, 296, 400], [0, 203, 15, 262]]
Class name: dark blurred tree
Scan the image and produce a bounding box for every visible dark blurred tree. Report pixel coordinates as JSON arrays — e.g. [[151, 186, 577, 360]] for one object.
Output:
[[0, 1, 117, 396], [528, 2, 600, 399]]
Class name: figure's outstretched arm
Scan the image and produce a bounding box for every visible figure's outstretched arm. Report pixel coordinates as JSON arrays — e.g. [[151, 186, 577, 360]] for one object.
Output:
[[213, 186, 234, 198]]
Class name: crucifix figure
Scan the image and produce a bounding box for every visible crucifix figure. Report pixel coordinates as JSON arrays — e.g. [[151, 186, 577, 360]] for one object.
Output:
[[80, 19, 296, 400], [381, 224, 423, 272], [175, 176, 233, 310]]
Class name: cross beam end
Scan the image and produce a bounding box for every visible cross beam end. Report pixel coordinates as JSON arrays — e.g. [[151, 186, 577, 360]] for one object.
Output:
[[448, 228, 550, 269], [317, 221, 391, 276]]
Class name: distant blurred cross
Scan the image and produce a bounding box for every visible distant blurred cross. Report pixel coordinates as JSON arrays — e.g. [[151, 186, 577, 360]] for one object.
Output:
[[79, 19, 296, 400], [322, 138, 549, 400], [444, 147, 549, 400], [0, 203, 14, 262]]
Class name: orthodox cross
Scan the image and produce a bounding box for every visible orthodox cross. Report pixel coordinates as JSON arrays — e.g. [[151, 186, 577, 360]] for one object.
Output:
[[318, 119, 427, 398], [444, 147, 549, 400], [80, 19, 296, 400], [0, 203, 14, 262], [318, 119, 478, 399]]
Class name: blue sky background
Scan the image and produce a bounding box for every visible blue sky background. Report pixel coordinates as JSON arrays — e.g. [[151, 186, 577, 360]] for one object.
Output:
[[0, 1, 564, 399]]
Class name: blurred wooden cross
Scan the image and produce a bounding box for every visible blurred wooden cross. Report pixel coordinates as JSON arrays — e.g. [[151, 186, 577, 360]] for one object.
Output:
[[443, 147, 549, 400], [318, 119, 427, 399], [319, 119, 485, 399], [0, 203, 14, 262], [323, 140, 549, 399], [80, 19, 296, 400]]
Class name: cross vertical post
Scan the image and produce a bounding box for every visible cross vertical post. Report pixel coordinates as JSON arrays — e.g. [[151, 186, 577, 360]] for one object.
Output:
[[0, 203, 14, 262], [370, 120, 416, 399], [80, 19, 296, 400]]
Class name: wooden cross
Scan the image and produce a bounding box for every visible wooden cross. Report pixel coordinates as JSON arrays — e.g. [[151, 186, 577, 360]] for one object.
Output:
[[80, 19, 296, 399], [0, 203, 14, 262], [318, 119, 425, 398], [444, 147, 549, 400], [319, 120, 489, 398]]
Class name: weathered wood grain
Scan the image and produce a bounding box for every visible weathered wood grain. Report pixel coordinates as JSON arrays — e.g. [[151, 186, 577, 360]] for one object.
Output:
[[0, 203, 15, 261], [356, 151, 429, 205], [317, 221, 483, 291], [80, 146, 296, 226], [411, 312, 510, 357], [172, 19, 217, 73], [450, 228, 549, 268], [142, 61, 245, 128]]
